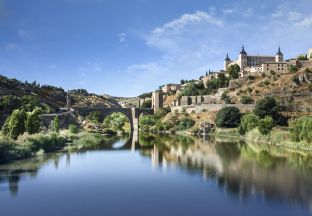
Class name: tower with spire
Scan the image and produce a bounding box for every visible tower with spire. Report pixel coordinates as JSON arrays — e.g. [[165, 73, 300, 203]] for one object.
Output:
[[239, 46, 248, 69], [224, 53, 231, 71], [275, 46, 283, 62]]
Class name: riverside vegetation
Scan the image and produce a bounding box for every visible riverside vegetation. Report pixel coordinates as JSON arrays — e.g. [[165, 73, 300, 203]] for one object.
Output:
[[0, 94, 131, 162], [138, 96, 312, 151]]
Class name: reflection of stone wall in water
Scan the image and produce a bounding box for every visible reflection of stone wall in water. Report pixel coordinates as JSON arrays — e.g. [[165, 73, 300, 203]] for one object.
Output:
[[150, 138, 312, 206]]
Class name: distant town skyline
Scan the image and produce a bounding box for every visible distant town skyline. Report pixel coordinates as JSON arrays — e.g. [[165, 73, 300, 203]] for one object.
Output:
[[0, 0, 312, 97]]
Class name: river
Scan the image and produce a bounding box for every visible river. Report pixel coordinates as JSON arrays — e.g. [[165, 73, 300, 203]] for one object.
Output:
[[0, 133, 312, 216]]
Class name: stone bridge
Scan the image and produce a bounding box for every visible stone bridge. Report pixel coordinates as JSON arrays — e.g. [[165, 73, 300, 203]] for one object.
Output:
[[76, 107, 154, 131]]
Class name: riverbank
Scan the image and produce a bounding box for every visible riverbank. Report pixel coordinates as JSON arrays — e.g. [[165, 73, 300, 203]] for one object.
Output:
[[0, 131, 119, 163], [213, 127, 312, 153]]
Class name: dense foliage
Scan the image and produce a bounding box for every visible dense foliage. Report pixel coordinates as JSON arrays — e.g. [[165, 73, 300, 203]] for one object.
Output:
[[103, 113, 128, 130], [254, 96, 287, 126], [53, 116, 60, 133], [227, 64, 240, 79], [240, 96, 253, 104], [289, 117, 312, 143], [2, 109, 26, 139], [25, 107, 42, 134], [258, 116, 273, 135], [177, 117, 195, 131], [141, 100, 152, 108], [86, 111, 102, 124], [68, 124, 79, 134], [238, 113, 260, 135], [215, 107, 241, 128]]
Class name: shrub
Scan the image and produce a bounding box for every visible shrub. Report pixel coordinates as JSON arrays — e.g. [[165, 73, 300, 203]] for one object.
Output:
[[2, 109, 26, 139], [86, 111, 102, 123], [289, 117, 312, 143], [258, 116, 273, 135], [254, 96, 288, 126], [238, 113, 259, 135], [177, 117, 195, 130], [240, 96, 253, 104], [309, 83, 312, 92], [139, 115, 156, 127], [25, 107, 42, 134], [154, 107, 170, 119], [270, 70, 276, 75], [288, 65, 298, 73], [141, 100, 152, 108], [215, 106, 241, 128], [68, 124, 79, 134], [53, 116, 60, 133]]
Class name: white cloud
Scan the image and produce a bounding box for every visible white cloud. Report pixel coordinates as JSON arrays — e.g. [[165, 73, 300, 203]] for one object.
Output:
[[288, 11, 302, 21], [242, 8, 253, 17], [118, 32, 126, 43], [222, 8, 234, 15], [17, 29, 33, 40], [4, 43, 17, 50], [295, 16, 312, 26], [151, 10, 223, 36]]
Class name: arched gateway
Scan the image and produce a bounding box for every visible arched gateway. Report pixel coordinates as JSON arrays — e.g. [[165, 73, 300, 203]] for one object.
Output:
[[76, 107, 154, 131]]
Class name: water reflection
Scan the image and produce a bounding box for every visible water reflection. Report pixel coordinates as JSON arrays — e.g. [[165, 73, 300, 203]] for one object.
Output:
[[143, 134, 312, 209], [0, 132, 312, 212]]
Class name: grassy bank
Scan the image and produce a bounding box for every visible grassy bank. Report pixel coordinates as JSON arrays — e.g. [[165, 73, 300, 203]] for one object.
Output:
[[0, 131, 116, 162], [214, 127, 312, 152]]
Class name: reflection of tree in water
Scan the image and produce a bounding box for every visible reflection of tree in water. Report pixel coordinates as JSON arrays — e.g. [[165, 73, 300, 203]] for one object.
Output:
[[146, 134, 312, 209], [0, 153, 65, 196]]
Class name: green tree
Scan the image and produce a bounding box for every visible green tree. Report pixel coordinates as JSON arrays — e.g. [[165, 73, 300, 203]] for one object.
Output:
[[227, 64, 240, 79], [0, 96, 22, 113], [53, 116, 60, 133], [103, 113, 128, 130], [21, 95, 42, 112], [254, 96, 277, 119], [141, 100, 152, 108], [2, 109, 26, 139], [258, 116, 273, 135], [25, 107, 42, 134], [180, 83, 199, 96], [238, 113, 259, 135], [215, 106, 241, 128]]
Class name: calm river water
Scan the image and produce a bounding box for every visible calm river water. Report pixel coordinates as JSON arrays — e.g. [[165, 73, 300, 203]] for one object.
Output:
[[1, 134, 312, 216]]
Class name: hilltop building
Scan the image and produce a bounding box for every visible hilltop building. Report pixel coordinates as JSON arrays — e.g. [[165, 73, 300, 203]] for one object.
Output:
[[224, 46, 284, 73]]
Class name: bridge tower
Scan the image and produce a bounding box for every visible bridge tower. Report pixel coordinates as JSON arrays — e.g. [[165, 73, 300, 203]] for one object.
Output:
[[152, 90, 163, 112]]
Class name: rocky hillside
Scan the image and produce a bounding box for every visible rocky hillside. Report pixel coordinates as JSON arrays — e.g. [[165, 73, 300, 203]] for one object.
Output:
[[0, 74, 120, 112], [227, 62, 312, 112]]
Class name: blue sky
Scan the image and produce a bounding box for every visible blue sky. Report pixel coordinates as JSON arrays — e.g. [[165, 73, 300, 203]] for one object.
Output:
[[0, 0, 312, 97]]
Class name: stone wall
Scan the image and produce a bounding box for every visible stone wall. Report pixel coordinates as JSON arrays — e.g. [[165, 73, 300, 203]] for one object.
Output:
[[171, 104, 254, 114]]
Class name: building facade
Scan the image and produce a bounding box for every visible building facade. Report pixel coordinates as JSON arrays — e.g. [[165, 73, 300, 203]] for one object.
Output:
[[224, 46, 284, 72]]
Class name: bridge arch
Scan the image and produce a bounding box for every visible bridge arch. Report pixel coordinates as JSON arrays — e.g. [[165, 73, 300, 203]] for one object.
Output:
[[76, 107, 154, 131]]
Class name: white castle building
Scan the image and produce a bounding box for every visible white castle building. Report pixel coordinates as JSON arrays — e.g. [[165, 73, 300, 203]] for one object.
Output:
[[224, 46, 287, 75]]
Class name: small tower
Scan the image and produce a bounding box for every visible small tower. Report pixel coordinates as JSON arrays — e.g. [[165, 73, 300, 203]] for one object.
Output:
[[239, 46, 248, 69], [275, 46, 283, 62], [224, 53, 231, 71], [152, 90, 163, 112], [66, 93, 71, 110]]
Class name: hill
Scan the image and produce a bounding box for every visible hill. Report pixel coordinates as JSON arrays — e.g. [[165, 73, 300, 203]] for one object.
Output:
[[0, 74, 120, 113]]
